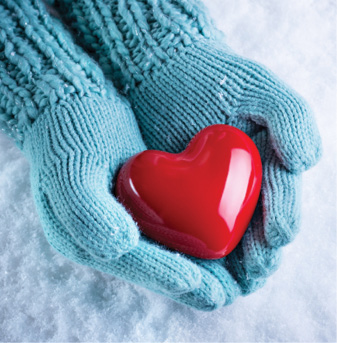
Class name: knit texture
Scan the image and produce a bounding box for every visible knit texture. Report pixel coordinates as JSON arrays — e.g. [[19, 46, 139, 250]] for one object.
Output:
[[0, 0, 106, 144], [0, 0, 144, 261], [55, 0, 322, 309], [0, 0, 217, 301], [53, 0, 226, 90]]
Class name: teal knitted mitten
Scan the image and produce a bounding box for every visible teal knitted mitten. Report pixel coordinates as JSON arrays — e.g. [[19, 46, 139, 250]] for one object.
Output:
[[55, 0, 322, 309], [0, 0, 207, 299]]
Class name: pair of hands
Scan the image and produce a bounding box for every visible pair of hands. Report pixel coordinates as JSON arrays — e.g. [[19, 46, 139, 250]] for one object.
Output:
[[1, 0, 321, 310]]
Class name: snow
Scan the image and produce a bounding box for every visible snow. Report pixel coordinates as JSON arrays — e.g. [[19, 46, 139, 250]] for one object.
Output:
[[0, 0, 336, 341]]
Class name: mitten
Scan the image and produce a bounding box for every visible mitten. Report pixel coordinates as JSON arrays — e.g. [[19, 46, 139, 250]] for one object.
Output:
[[0, 0, 208, 301], [54, 0, 322, 308]]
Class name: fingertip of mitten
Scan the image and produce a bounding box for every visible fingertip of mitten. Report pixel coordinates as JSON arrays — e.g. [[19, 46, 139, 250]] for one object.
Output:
[[264, 215, 301, 249], [174, 266, 228, 311], [78, 208, 140, 262], [284, 133, 323, 173], [196, 259, 241, 306], [268, 92, 323, 174], [225, 249, 267, 296], [164, 258, 203, 296], [177, 282, 226, 312], [223, 280, 241, 306], [240, 278, 267, 296], [245, 247, 282, 280], [242, 226, 282, 279]]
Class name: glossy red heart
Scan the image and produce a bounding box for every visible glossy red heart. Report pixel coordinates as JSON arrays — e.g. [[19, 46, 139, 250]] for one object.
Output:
[[115, 124, 262, 259]]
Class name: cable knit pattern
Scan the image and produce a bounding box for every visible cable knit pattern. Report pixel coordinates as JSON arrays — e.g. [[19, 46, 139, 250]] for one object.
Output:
[[0, 0, 107, 145], [55, 0, 322, 172], [54, 0, 225, 89], [0, 0, 147, 260], [55, 0, 322, 309]]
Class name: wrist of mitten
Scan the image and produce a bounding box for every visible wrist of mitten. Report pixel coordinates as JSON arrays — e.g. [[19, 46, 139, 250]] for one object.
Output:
[[23, 89, 144, 168]]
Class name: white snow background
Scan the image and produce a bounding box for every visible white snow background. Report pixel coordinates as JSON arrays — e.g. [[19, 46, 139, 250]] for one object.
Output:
[[0, 0, 336, 341]]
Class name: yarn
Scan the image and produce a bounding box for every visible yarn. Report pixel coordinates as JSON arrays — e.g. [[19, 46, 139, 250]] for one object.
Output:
[[0, 0, 210, 304], [0, 0, 105, 145], [0, 0, 322, 310], [56, 0, 321, 172], [55, 0, 322, 308], [54, 0, 225, 89]]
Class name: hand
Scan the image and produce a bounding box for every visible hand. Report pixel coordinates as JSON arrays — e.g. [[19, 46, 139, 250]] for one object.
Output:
[[133, 49, 309, 307], [0, 0, 205, 302], [27, 89, 203, 297], [53, 0, 322, 310]]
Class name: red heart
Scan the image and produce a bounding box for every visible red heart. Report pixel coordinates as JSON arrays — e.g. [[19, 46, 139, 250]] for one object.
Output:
[[116, 125, 262, 259]]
